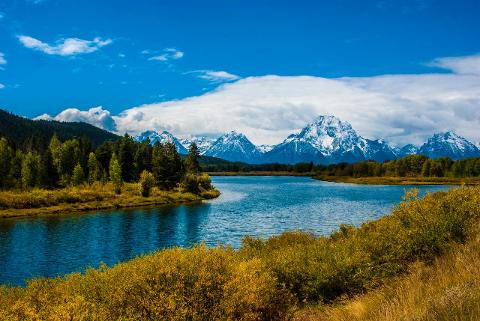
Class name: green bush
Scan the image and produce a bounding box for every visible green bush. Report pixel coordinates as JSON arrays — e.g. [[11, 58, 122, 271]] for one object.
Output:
[[182, 173, 213, 194], [139, 170, 155, 197]]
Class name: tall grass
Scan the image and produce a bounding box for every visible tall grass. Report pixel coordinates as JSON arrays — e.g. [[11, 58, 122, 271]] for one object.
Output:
[[0, 186, 479, 320], [296, 231, 480, 321], [0, 182, 220, 218]]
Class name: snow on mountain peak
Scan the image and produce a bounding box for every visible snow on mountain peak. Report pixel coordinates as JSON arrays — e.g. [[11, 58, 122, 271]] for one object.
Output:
[[419, 131, 479, 159], [134, 130, 187, 154]]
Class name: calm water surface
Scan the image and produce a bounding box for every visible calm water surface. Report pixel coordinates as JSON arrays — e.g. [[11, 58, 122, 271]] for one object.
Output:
[[0, 176, 451, 285]]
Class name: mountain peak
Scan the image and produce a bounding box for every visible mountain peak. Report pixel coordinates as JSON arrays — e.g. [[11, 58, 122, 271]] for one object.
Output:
[[134, 130, 187, 154], [419, 131, 479, 159], [204, 131, 262, 163]]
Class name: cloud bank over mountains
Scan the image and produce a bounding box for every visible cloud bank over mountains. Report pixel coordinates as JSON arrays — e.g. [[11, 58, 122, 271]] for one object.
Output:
[[37, 54, 480, 146]]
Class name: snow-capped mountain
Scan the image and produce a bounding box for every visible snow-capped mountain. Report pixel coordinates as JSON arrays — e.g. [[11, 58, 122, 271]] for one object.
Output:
[[257, 144, 273, 153], [179, 136, 214, 154], [134, 119, 479, 165], [135, 130, 188, 154], [264, 115, 396, 164], [418, 132, 480, 160], [397, 144, 419, 157], [203, 131, 263, 163], [361, 139, 398, 162]]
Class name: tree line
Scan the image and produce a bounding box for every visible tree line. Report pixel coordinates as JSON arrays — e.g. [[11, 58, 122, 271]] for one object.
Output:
[[0, 134, 210, 195], [319, 155, 480, 178], [202, 154, 480, 178]]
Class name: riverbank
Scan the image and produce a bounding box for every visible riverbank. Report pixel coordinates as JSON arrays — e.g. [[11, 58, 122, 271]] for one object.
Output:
[[0, 186, 479, 320], [0, 183, 220, 219], [208, 171, 314, 176], [314, 175, 480, 185]]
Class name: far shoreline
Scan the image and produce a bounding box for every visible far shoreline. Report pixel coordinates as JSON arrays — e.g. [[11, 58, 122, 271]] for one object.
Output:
[[209, 172, 480, 185]]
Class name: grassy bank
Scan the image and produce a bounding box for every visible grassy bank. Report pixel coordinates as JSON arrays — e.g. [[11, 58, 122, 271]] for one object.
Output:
[[0, 186, 479, 320], [294, 231, 480, 321], [0, 183, 220, 218], [314, 175, 480, 185]]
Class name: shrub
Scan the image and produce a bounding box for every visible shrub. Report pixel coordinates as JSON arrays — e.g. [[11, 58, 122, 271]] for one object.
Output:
[[182, 173, 213, 194], [139, 170, 155, 197]]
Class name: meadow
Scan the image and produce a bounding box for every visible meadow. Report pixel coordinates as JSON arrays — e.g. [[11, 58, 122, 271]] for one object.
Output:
[[0, 182, 220, 218], [0, 185, 479, 320]]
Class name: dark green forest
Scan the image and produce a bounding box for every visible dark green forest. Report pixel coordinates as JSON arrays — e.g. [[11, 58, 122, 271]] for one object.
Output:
[[0, 132, 210, 195], [0, 109, 119, 148]]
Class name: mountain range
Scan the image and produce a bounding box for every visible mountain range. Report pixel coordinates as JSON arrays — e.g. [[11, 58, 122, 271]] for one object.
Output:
[[135, 115, 480, 164]]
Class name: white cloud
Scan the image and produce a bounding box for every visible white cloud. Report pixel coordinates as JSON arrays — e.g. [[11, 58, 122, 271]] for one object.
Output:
[[34, 106, 117, 131], [0, 52, 6, 65], [18, 35, 112, 56], [33, 113, 53, 120], [44, 54, 480, 147], [148, 54, 168, 61], [147, 48, 184, 62], [428, 53, 480, 76], [192, 70, 241, 83], [0, 83, 4, 89]]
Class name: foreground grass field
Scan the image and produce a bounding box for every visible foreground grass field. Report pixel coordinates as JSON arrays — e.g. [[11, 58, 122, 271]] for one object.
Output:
[[0, 183, 220, 218], [294, 233, 480, 321], [0, 186, 479, 320]]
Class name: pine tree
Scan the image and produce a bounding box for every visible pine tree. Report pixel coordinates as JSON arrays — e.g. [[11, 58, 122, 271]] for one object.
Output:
[[87, 152, 100, 184], [57, 139, 82, 185], [49, 134, 62, 169], [152, 142, 183, 190], [21, 152, 40, 189], [0, 137, 13, 189], [185, 142, 200, 173], [109, 153, 122, 194], [71, 163, 85, 186], [118, 134, 136, 182], [38, 149, 58, 188]]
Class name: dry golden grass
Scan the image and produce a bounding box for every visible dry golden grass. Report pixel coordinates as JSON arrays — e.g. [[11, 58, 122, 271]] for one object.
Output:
[[0, 182, 220, 218], [294, 230, 480, 321]]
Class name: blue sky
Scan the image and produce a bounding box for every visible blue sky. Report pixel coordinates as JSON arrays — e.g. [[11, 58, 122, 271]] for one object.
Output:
[[0, 0, 479, 145]]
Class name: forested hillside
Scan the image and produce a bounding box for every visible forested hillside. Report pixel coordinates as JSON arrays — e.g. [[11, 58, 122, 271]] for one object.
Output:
[[0, 109, 119, 148]]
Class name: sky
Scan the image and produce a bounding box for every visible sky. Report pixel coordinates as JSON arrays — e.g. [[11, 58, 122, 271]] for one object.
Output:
[[0, 0, 479, 146]]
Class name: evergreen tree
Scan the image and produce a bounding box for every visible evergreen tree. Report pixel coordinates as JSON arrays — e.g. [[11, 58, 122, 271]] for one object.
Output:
[[118, 134, 136, 182], [0, 137, 13, 189], [87, 152, 100, 184], [421, 159, 431, 177], [152, 142, 183, 190], [95, 141, 114, 177], [134, 139, 153, 177], [185, 142, 200, 173], [49, 134, 62, 169], [109, 153, 122, 194], [38, 149, 58, 188], [21, 152, 39, 189], [11, 150, 24, 188], [71, 163, 85, 186], [57, 139, 82, 185]]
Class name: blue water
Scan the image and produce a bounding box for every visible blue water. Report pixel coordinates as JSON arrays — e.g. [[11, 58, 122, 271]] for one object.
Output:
[[0, 176, 450, 286]]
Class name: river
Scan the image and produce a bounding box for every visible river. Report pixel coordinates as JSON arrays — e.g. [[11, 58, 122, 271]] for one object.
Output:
[[0, 176, 450, 285]]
